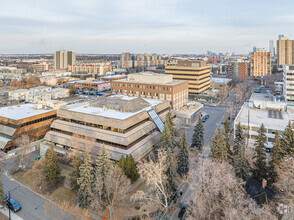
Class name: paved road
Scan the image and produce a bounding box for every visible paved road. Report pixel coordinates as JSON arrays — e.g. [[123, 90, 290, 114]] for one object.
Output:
[[186, 105, 227, 147], [1, 173, 82, 220]]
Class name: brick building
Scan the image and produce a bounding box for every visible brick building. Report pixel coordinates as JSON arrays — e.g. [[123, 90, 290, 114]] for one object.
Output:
[[111, 72, 188, 110]]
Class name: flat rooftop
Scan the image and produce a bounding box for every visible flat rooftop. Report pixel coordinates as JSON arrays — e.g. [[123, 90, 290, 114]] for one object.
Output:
[[65, 95, 165, 120], [113, 78, 186, 86], [0, 104, 53, 120], [211, 77, 232, 84], [236, 102, 289, 131]]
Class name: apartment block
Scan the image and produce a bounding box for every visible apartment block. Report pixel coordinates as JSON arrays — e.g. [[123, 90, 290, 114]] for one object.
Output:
[[165, 60, 210, 95], [68, 62, 112, 76], [111, 72, 188, 110], [54, 50, 76, 70], [283, 65, 294, 104], [228, 62, 249, 80], [120, 53, 163, 69], [250, 49, 271, 77], [277, 37, 294, 67], [9, 86, 70, 103]]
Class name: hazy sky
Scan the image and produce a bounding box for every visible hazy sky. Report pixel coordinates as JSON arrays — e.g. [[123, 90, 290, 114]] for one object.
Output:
[[1, 0, 294, 54]]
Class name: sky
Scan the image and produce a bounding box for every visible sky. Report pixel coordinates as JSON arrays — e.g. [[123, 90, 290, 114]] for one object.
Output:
[[0, 0, 294, 54]]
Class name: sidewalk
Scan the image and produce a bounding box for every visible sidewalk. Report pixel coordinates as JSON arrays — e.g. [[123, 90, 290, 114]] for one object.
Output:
[[0, 207, 23, 220]]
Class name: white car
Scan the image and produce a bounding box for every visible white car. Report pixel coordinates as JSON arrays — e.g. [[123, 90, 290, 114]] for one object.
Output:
[[209, 103, 217, 107]]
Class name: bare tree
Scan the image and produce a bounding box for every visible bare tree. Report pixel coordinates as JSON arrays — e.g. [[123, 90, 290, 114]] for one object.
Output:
[[91, 164, 131, 219], [186, 159, 276, 219], [131, 149, 170, 217], [14, 134, 31, 169], [274, 158, 294, 214]]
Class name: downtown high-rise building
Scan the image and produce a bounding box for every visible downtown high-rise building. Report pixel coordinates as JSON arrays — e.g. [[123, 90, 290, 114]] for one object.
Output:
[[250, 48, 271, 77], [269, 40, 275, 57], [278, 34, 285, 40], [277, 36, 294, 67], [54, 50, 76, 70]]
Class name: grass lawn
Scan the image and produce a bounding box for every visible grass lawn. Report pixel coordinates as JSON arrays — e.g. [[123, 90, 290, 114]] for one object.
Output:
[[11, 167, 77, 207]]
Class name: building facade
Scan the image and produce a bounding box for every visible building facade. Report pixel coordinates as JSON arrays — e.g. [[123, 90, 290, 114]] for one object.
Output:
[[0, 104, 57, 151], [66, 80, 111, 94], [68, 62, 112, 76], [42, 95, 173, 161], [277, 37, 294, 67], [120, 53, 163, 69], [283, 64, 294, 104], [234, 92, 289, 148], [9, 86, 70, 103], [165, 60, 210, 95], [54, 50, 76, 70], [228, 62, 249, 80], [250, 49, 271, 77], [269, 40, 275, 57], [111, 72, 188, 110]]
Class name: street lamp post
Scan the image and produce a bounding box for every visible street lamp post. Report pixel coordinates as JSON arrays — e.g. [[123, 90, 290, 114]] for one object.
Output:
[[8, 185, 21, 220]]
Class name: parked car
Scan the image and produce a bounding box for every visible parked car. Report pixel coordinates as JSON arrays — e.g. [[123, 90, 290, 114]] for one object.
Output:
[[204, 114, 209, 119], [6, 199, 21, 212], [202, 117, 206, 122]]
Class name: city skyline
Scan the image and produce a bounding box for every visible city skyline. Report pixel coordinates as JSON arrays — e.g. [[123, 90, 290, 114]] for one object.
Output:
[[1, 0, 294, 54]]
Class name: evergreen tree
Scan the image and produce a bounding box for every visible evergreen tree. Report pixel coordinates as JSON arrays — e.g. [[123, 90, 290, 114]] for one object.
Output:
[[177, 131, 189, 177], [224, 118, 232, 156], [268, 131, 283, 184], [211, 128, 228, 162], [125, 155, 139, 183], [69, 153, 83, 192], [77, 151, 94, 208], [160, 123, 173, 151], [42, 142, 62, 188], [233, 123, 245, 156], [281, 121, 294, 156], [94, 146, 111, 207], [0, 164, 5, 207], [234, 142, 250, 180], [272, 131, 284, 165], [166, 148, 178, 203], [118, 155, 126, 171], [191, 116, 204, 152], [252, 124, 269, 182], [165, 108, 176, 146]]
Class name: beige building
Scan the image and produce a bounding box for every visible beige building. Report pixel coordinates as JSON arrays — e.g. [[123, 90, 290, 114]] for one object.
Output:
[[42, 95, 174, 161], [250, 49, 271, 77], [120, 53, 163, 69], [54, 50, 76, 70], [111, 72, 188, 110], [277, 36, 294, 67], [9, 86, 70, 103], [68, 62, 112, 76], [165, 60, 210, 95]]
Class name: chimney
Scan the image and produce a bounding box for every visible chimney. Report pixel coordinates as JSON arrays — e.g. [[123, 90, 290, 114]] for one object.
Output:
[[262, 179, 267, 189]]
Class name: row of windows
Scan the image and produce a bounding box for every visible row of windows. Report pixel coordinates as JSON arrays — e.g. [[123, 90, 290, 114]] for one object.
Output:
[[112, 83, 172, 91], [51, 127, 157, 150], [0, 114, 56, 129], [0, 124, 51, 140], [166, 68, 209, 72], [170, 72, 210, 77], [20, 114, 56, 128]]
